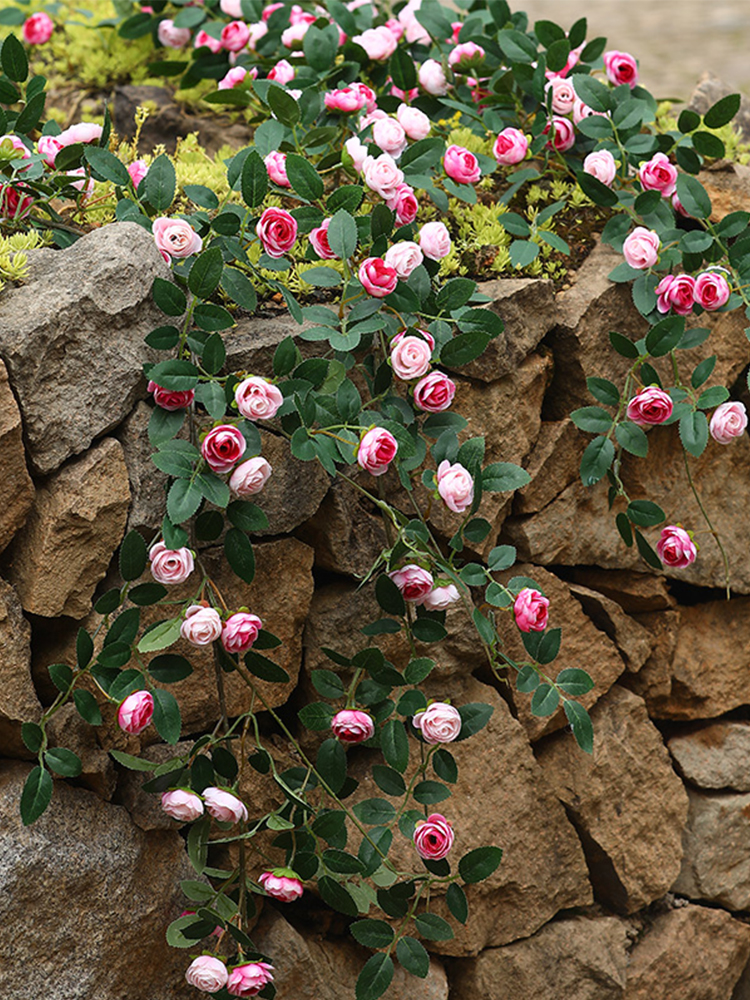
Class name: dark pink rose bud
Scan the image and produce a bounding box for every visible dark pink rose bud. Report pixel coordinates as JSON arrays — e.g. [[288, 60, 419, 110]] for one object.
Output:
[[656, 525, 697, 568], [513, 587, 549, 632], [330, 708, 375, 744], [117, 690, 154, 735], [413, 813, 454, 860]]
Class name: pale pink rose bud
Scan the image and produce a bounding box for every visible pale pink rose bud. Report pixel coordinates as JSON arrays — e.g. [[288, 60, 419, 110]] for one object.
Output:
[[436, 460, 474, 513], [372, 118, 408, 158], [603, 49, 639, 88], [67, 166, 95, 201], [267, 58, 296, 84], [152, 217, 202, 260], [413, 702, 462, 743], [331, 708, 375, 743], [57, 122, 103, 147], [180, 605, 223, 646], [623, 226, 660, 269], [549, 42, 583, 79], [289, 5, 316, 25], [413, 813, 454, 860], [37, 134, 63, 167], [583, 149, 616, 187], [127, 159, 149, 188], [390, 82, 419, 102], [513, 587, 549, 632], [0, 135, 31, 168], [234, 376, 283, 420], [324, 86, 366, 114], [396, 103, 430, 140], [493, 127, 528, 165], [654, 273, 695, 316], [117, 690, 154, 735], [264, 150, 290, 187], [229, 457, 272, 497], [226, 961, 274, 998], [710, 401, 748, 444], [404, 16, 430, 45], [221, 611, 263, 654], [221, 0, 244, 14], [261, 0, 283, 16], [572, 98, 599, 124], [383, 241, 424, 280], [257, 206, 297, 258], [363, 152, 404, 199], [357, 427, 398, 475], [309, 218, 337, 259], [450, 20, 462, 44], [344, 136, 368, 173], [353, 25, 397, 60], [385, 17, 404, 40], [157, 19, 191, 48], [418, 58, 448, 95], [219, 66, 250, 90], [203, 786, 248, 824], [639, 152, 678, 197], [421, 584, 460, 611], [545, 74, 577, 115], [419, 221, 452, 260], [543, 116, 575, 152], [246, 21, 268, 50], [626, 386, 673, 426], [359, 257, 398, 297], [392, 327, 435, 350], [201, 424, 247, 473], [443, 144, 481, 184], [147, 380, 194, 411], [359, 107, 389, 131], [656, 525, 697, 568], [413, 371, 456, 412], [448, 41, 485, 69], [185, 956, 229, 994], [694, 270, 731, 311], [259, 869, 304, 902], [195, 29, 224, 53], [221, 20, 251, 51], [149, 541, 194, 585], [386, 182, 419, 224], [161, 789, 205, 822], [389, 564, 434, 603], [22, 12, 54, 44], [281, 20, 310, 48], [390, 333, 431, 379]]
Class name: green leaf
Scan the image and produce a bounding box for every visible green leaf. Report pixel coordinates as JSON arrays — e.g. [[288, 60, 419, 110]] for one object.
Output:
[[564, 700, 594, 754], [47, 663, 73, 693], [645, 315, 684, 357], [441, 330, 490, 367], [144, 153, 176, 212], [404, 658, 435, 684], [188, 246, 224, 298], [77, 628, 93, 669], [482, 462, 530, 492], [110, 750, 156, 771], [458, 845, 503, 883], [586, 377, 620, 407], [609, 331, 639, 358], [119, 529, 147, 581], [286, 152, 323, 201], [381, 718, 409, 772], [149, 653, 193, 683], [302, 266, 341, 287], [44, 748, 82, 778], [372, 765, 406, 797], [411, 618, 447, 643], [319, 875, 358, 917], [201, 332, 227, 373], [413, 780, 451, 804], [167, 478, 202, 524], [627, 500, 665, 527], [616, 421, 648, 458], [390, 46, 417, 91], [84, 146, 131, 186], [579, 436, 615, 486], [556, 666, 595, 698], [433, 748, 458, 784], [187, 816, 210, 875], [634, 528, 663, 570], [675, 173, 711, 219], [222, 265, 258, 312], [570, 405, 613, 434], [351, 919, 395, 949], [679, 410, 709, 457], [22, 721, 43, 753], [455, 703, 493, 741], [316, 738, 347, 795], [148, 358, 199, 392], [375, 574, 406, 617], [396, 937, 429, 978], [353, 798, 396, 826], [152, 277, 187, 317], [414, 912, 454, 941], [323, 849, 364, 875], [152, 688, 181, 744], [1, 33, 27, 82], [20, 766, 52, 826], [530, 683, 560, 717], [298, 701, 336, 731], [509, 239, 540, 269], [616, 511, 633, 547], [691, 355, 716, 389], [227, 499, 268, 533], [73, 689, 102, 725], [576, 171, 618, 207], [697, 385, 729, 409], [224, 527, 255, 584], [244, 649, 289, 684], [240, 148, 267, 208], [356, 954, 394, 1000], [137, 617, 182, 653], [436, 277, 477, 312], [446, 882, 469, 923], [704, 92, 741, 129]]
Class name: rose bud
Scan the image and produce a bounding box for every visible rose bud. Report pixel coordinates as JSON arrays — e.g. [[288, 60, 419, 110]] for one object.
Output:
[[185, 956, 229, 994], [357, 427, 398, 475], [397, 103, 431, 140], [117, 690, 154, 735], [264, 150, 290, 187], [221, 611, 263, 654], [180, 605, 223, 647], [147, 380, 195, 411], [201, 424, 247, 473], [330, 708, 375, 744], [152, 217, 202, 260], [418, 58, 449, 95], [420, 584, 460, 611], [542, 116, 575, 152], [221, 20, 251, 51], [655, 274, 695, 316], [626, 386, 673, 427], [622, 227, 660, 270], [545, 74, 577, 115], [418, 221, 451, 260], [372, 117, 408, 159], [149, 540, 194, 585], [22, 12, 54, 45], [413, 813, 455, 860], [710, 401, 748, 444], [656, 525, 697, 568], [603, 49, 639, 88], [267, 58, 295, 84], [513, 587, 549, 632], [639, 151, 678, 198], [157, 19, 191, 48], [694, 270, 731, 311], [309, 218, 337, 259], [413, 702, 462, 743], [388, 564, 434, 603], [234, 376, 283, 420], [386, 182, 419, 225], [256, 206, 298, 258], [161, 789, 205, 822], [583, 150, 616, 187], [226, 961, 274, 998], [353, 24, 398, 60], [362, 153, 404, 199], [493, 127, 528, 166], [443, 144, 481, 184], [202, 786, 248, 824], [413, 371, 456, 412], [390, 333, 431, 380], [229, 457, 272, 497], [436, 460, 474, 513], [127, 159, 149, 189], [259, 868, 304, 902]]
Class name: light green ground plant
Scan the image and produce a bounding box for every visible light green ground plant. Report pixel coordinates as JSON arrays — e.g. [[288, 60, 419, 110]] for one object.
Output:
[[0, 228, 51, 289]]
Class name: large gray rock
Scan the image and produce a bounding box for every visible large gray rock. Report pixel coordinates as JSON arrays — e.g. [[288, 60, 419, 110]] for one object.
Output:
[[0, 579, 39, 757], [0, 222, 170, 474], [0, 358, 33, 552]]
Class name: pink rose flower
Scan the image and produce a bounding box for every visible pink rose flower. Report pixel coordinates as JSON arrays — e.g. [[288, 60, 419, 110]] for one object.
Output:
[[331, 708, 375, 744], [67, 166, 95, 201], [149, 541, 194, 585], [710, 401, 748, 444], [117, 690, 154, 735], [203, 786, 248, 824], [655, 274, 695, 316], [201, 424, 247, 473], [583, 149, 616, 186], [229, 457, 272, 497], [0, 184, 33, 219], [219, 66, 250, 90], [418, 58, 448, 96], [352, 82, 377, 112], [256, 207, 298, 258], [513, 587, 549, 632], [396, 103, 431, 141], [363, 153, 404, 199], [545, 75, 577, 115], [37, 134, 63, 167], [264, 150, 289, 187], [419, 221, 451, 261], [413, 813, 454, 860], [309, 218, 337, 259], [603, 49, 639, 88], [221, 20, 251, 51], [22, 12, 54, 44], [448, 41, 485, 69], [344, 136, 369, 173], [359, 257, 398, 298], [180, 604, 223, 646], [353, 25, 397, 60], [195, 30, 224, 54], [360, 108, 388, 133], [357, 427, 398, 475], [152, 217, 202, 260], [56, 122, 103, 147], [383, 241, 424, 279], [390, 333, 432, 379], [161, 789, 205, 822], [127, 159, 149, 189], [185, 956, 229, 994], [694, 270, 731, 311], [157, 19, 191, 48], [267, 59, 296, 84], [246, 22, 268, 51], [372, 118, 408, 159], [413, 371, 456, 412], [221, 611, 263, 654], [234, 376, 283, 420], [386, 183, 419, 225], [325, 86, 367, 114], [493, 127, 528, 165], [573, 98, 600, 124], [385, 17, 404, 40], [656, 525, 697, 568], [392, 327, 435, 350], [259, 869, 304, 902], [639, 152, 678, 197], [413, 702, 462, 743], [543, 116, 576, 152], [388, 564, 434, 603], [626, 386, 674, 426], [281, 20, 310, 48], [623, 227, 660, 269], [261, 0, 283, 17], [444, 144, 481, 184], [226, 961, 274, 998], [390, 82, 419, 103], [147, 380, 194, 411], [421, 584, 460, 611], [436, 460, 474, 513]]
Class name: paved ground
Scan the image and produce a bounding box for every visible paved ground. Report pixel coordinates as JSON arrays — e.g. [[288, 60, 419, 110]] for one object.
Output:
[[519, 0, 750, 103]]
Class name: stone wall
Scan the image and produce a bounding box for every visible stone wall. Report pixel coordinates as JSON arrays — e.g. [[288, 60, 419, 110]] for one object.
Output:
[[2, 203, 750, 999]]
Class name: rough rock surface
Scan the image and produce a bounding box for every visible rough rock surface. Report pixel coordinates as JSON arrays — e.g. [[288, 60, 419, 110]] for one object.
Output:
[[669, 722, 750, 791], [0, 358, 33, 552], [622, 609, 680, 709], [569, 583, 653, 673], [46, 704, 116, 800], [0, 761, 194, 1000], [449, 915, 629, 1000], [254, 430, 330, 535], [674, 787, 750, 910], [118, 401, 170, 535], [0, 223, 170, 475], [0, 579, 39, 757], [567, 568, 675, 614], [297, 479, 387, 579], [5, 438, 130, 619], [624, 904, 750, 1000], [538, 686, 688, 913], [514, 418, 584, 516]]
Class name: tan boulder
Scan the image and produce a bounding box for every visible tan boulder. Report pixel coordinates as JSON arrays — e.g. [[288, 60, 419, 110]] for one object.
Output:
[[46, 704, 116, 801], [0, 578, 40, 757], [669, 722, 750, 791], [621, 609, 680, 709], [297, 479, 388, 579], [568, 583, 654, 673], [254, 429, 330, 534], [514, 418, 584, 516], [0, 358, 34, 553], [537, 685, 688, 913], [567, 569, 675, 613]]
